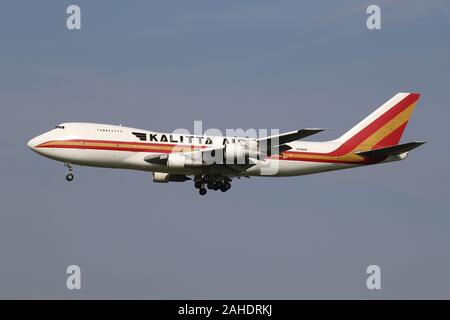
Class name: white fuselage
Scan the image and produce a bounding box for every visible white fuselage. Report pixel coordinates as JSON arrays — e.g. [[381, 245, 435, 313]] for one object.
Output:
[[26, 92, 422, 194], [27, 122, 369, 177]]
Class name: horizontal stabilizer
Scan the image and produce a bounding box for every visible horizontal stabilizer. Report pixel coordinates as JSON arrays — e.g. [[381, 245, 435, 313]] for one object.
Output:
[[355, 141, 426, 158]]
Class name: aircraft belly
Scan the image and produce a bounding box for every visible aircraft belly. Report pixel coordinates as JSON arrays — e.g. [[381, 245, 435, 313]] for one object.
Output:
[[40, 149, 131, 169], [245, 159, 354, 177], [42, 148, 358, 177]]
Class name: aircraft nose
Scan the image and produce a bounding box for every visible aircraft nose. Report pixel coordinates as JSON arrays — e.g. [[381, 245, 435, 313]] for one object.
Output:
[[27, 136, 39, 150]]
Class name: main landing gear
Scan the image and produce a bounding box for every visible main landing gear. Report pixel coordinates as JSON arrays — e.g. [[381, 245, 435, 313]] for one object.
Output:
[[64, 163, 74, 182], [194, 175, 231, 196]]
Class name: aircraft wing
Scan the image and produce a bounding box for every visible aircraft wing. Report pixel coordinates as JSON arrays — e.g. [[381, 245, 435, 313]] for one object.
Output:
[[257, 128, 325, 146], [144, 145, 225, 166], [355, 141, 426, 158], [143, 145, 257, 175], [257, 128, 325, 156]]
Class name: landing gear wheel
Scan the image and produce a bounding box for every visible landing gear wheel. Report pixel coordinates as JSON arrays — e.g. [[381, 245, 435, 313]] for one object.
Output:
[[194, 181, 202, 189], [199, 188, 207, 196], [64, 163, 74, 182], [220, 182, 231, 192]]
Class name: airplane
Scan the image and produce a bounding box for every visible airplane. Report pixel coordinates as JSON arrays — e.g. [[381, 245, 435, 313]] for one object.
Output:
[[27, 92, 425, 195]]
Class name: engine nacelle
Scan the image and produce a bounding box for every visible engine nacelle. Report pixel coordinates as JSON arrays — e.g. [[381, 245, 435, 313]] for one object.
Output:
[[224, 143, 246, 163], [153, 172, 170, 183], [246, 140, 259, 157], [153, 172, 190, 183], [224, 140, 259, 163], [167, 153, 186, 168]]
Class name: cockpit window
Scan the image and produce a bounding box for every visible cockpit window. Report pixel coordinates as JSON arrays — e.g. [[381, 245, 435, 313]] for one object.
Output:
[[54, 125, 65, 129]]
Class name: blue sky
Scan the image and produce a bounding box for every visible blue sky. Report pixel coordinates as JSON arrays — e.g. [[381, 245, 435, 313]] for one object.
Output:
[[0, 0, 450, 298]]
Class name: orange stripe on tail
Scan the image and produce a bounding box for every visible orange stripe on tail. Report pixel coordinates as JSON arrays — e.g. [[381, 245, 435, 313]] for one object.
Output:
[[335, 93, 420, 153]]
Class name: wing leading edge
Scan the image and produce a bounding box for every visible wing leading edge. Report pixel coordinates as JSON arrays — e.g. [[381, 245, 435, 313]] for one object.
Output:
[[257, 128, 325, 146]]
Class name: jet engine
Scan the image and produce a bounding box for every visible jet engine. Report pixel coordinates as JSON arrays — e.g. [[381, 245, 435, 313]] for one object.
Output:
[[224, 140, 259, 163], [167, 153, 186, 168]]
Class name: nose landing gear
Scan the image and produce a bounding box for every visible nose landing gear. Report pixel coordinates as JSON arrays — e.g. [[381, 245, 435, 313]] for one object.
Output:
[[64, 163, 74, 182]]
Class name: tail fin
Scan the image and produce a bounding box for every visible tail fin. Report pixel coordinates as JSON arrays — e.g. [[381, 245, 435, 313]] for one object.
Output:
[[335, 93, 420, 151]]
